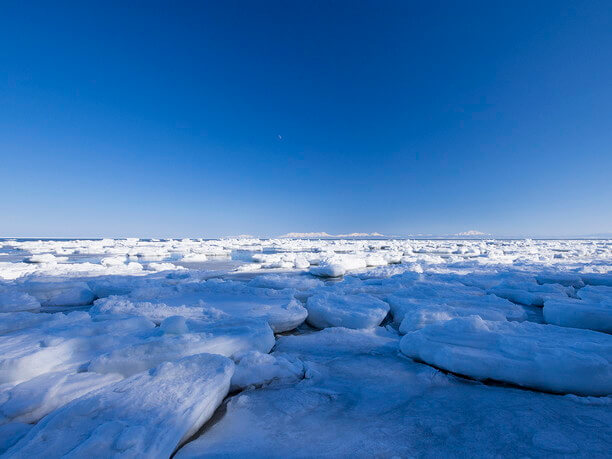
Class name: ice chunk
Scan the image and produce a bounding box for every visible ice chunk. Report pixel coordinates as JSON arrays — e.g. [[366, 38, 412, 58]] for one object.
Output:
[[580, 273, 612, 287], [0, 313, 155, 385], [87, 278, 144, 299], [309, 255, 367, 278], [543, 285, 612, 333], [293, 256, 311, 269], [544, 300, 610, 331], [275, 325, 400, 356], [577, 285, 612, 303], [488, 281, 571, 307], [18, 280, 95, 307], [7, 354, 234, 457], [94, 281, 308, 332], [399, 316, 612, 396], [0, 371, 122, 425], [365, 254, 387, 267], [386, 280, 492, 324], [23, 254, 61, 264], [309, 262, 346, 278], [0, 312, 55, 335], [100, 256, 127, 267], [181, 253, 208, 262], [90, 296, 209, 323], [0, 289, 40, 313], [536, 273, 585, 288], [160, 315, 190, 334], [88, 317, 274, 377], [231, 351, 304, 390], [393, 294, 527, 333], [305, 293, 390, 329], [145, 262, 185, 272], [248, 274, 323, 291]]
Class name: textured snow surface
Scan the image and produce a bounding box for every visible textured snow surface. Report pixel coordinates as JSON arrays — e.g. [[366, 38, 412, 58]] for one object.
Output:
[[0, 237, 610, 456], [177, 327, 612, 458]]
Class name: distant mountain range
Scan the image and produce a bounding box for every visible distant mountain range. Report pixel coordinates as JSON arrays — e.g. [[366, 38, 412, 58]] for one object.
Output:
[[455, 230, 489, 236], [278, 232, 385, 238], [272, 229, 612, 240]]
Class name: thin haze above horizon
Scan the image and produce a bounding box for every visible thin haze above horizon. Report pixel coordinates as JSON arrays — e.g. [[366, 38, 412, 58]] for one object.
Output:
[[1, 1, 610, 238]]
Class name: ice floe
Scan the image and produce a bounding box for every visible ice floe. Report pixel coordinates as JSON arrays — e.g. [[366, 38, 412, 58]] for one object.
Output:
[[0, 370, 122, 425], [0, 312, 154, 385], [88, 316, 274, 377], [92, 280, 307, 332], [0, 289, 40, 313], [399, 316, 612, 396], [231, 351, 304, 390], [305, 292, 390, 329], [543, 285, 612, 333], [6, 354, 234, 457]]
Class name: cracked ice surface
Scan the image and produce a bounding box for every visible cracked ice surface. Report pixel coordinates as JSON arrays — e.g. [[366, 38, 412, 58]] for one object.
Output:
[[0, 237, 610, 456]]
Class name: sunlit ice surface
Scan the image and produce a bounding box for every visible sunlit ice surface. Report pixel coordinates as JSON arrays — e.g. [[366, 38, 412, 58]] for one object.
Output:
[[0, 237, 610, 457]]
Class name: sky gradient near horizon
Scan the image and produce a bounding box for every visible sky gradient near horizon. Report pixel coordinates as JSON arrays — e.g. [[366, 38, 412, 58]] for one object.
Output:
[[1, 1, 611, 238]]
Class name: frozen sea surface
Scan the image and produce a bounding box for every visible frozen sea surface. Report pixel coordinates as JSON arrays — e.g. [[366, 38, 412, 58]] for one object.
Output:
[[0, 237, 610, 457]]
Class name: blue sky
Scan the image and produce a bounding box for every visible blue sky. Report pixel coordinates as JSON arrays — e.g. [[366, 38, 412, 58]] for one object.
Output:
[[1, 1, 610, 237]]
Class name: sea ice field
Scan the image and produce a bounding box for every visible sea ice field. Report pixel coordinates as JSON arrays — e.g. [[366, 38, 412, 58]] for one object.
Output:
[[0, 237, 610, 457]]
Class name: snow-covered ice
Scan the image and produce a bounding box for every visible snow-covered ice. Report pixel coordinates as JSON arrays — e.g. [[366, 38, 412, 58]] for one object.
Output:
[[15, 280, 95, 307], [88, 316, 274, 377], [305, 292, 390, 329], [0, 370, 122, 425], [543, 285, 612, 333], [386, 282, 527, 332], [91, 280, 307, 332], [399, 316, 612, 396], [231, 351, 304, 390], [0, 237, 610, 456], [6, 353, 234, 457], [177, 326, 612, 457], [0, 312, 155, 385], [0, 289, 39, 313]]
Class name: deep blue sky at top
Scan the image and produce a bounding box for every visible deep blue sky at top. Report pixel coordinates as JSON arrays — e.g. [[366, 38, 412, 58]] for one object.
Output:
[[0, 1, 610, 237]]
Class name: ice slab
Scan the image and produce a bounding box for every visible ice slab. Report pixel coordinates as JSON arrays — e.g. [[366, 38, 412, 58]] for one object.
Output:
[[90, 296, 209, 323], [305, 293, 390, 329], [92, 281, 307, 332], [231, 351, 304, 390], [386, 280, 497, 325], [0, 312, 154, 385], [309, 255, 367, 277], [400, 316, 612, 395], [17, 280, 95, 307], [248, 274, 323, 291], [0, 370, 122, 425], [7, 353, 234, 457], [391, 294, 527, 333], [0, 289, 40, 313], [488, 281, 571, 307], [88, 316, 275, 377], [577, 285, 612, 303], [543, 285, 612, 333]]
